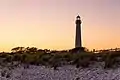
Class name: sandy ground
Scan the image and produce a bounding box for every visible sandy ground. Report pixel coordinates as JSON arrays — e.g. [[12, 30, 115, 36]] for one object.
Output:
[[0, 62, 120, 80]]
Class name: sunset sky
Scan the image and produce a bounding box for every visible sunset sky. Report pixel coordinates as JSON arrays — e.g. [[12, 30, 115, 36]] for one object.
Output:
[[0, 0, 120, 51]]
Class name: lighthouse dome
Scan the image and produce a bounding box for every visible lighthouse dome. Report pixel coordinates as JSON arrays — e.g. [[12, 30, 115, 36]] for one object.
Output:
[[77, 15, 80, 18]]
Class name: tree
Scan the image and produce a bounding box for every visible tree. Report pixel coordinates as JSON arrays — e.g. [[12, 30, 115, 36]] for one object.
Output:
[[25, 47, 38, 53], [11, 47, 25, 53]]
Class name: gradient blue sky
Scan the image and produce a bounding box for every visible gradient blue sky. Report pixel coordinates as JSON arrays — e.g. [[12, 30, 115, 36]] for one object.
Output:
[[0, 0, 120, 51]]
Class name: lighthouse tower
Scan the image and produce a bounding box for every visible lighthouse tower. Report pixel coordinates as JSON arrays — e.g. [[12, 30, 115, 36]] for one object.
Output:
[[75, 15, 82, 48]]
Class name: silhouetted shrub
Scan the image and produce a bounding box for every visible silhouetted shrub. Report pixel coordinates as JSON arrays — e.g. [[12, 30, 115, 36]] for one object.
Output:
[[12, 54, 22, 61], [5, 55, 13, 62], [20, 54, 27, 63], [103, 53, 120, 68], [0, 53, 9, 58], [72, 52, 92, 68], [48, 54, 63, 68], [62, 53, 74, 62]]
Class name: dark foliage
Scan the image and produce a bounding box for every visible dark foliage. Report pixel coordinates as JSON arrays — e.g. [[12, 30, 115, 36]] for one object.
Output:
[[0, 47, 120, 69]]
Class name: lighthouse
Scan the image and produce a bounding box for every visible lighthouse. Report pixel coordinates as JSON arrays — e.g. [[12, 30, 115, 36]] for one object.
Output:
[[75, 15, 82, 48]]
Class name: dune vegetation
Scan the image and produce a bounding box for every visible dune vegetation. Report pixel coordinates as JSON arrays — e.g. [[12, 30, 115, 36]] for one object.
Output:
[[1, 47, 120, 69], [1, 47, 120, 79]]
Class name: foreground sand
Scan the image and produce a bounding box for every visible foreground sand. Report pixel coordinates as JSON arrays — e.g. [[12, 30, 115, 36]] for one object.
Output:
[[0, 62, 120, 80]]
